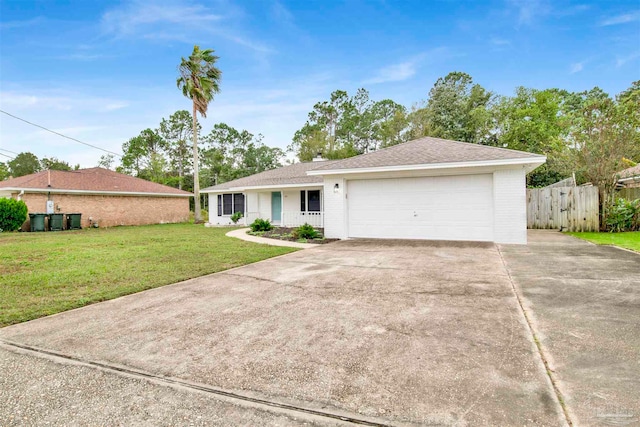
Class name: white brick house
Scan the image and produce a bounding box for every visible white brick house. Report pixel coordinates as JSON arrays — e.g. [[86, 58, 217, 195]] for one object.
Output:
[[202, 137, 545, 244]]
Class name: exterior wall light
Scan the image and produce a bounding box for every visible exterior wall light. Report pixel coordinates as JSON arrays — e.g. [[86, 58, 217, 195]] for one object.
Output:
[[333, 183, 340, 193]]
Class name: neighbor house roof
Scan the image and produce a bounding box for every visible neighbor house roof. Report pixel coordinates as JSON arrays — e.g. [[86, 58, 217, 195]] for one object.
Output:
[[0, 168, 191, 197], [308, 137, 545, 175], [618, 164, 640, 179], [201, 160, 339, 192]]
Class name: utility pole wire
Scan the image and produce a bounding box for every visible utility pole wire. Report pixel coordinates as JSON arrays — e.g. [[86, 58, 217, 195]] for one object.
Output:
[[0, 147, 20, 155], [0, 109, 123, 158], [0, 152, 15, 159]]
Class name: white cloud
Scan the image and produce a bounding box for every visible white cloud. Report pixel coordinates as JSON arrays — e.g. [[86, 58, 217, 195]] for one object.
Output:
[[490, 37, 511, 46], [100, 0, 273, 54], [506, 0, 550, 26], [600, 11, 640, 26], [570, 62, 584, 74], [616, 51, 640, 68], [363, 48, 449, 85]]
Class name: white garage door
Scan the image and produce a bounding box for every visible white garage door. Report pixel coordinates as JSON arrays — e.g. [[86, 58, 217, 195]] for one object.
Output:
[[347, 174, 494, 241]]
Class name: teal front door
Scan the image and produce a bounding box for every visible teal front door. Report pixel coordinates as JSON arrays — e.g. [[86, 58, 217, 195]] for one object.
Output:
[[271, 192, 282, 222]]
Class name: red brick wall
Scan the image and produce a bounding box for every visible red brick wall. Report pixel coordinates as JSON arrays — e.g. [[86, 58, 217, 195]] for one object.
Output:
[[16, 193, 190, 230]]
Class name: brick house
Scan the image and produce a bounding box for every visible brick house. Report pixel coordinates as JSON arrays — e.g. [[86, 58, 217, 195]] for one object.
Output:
[[0, 168, 192, 229]]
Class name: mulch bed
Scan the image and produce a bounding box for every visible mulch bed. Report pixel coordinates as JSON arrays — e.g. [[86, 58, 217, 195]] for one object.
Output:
[[248, 227, 340, 244]]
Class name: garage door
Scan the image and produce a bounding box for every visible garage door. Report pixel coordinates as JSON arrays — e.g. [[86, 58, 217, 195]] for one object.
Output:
[[347, 174, 494, 241]]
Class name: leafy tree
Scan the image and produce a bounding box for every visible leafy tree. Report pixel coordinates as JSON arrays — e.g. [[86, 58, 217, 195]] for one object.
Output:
[[419, 71, 494, 144], [0, 162, 9, 180], [97, 154, 116, 170], [494, 87, 570, 186], [202, 123, 283, 185], [177, 45, 222, 223], [8, 152, 40, 177], [160, 110, 198, 190], [40, 157, 72, 171], [569, 95, 638, 227], [121, 129, 168, 182]]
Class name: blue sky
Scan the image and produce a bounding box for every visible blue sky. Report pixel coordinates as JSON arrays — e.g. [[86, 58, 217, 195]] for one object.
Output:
[[1, 0, 639, 167]]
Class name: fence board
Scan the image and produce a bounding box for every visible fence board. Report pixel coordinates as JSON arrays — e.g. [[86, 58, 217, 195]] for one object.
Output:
[[617, 187, 640, 201], [527, 186, 599, 232]]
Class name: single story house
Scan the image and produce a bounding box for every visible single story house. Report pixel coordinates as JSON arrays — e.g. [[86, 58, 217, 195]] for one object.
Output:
[[0, 167, 192, 229], [617, 164, 640, 188], [202, 137, 546, 244]]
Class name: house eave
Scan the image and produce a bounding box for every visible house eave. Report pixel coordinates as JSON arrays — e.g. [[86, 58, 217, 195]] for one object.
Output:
[[306, 157, 547, 176], [202, 182, 323, 193], [0, 187, 192, 197]]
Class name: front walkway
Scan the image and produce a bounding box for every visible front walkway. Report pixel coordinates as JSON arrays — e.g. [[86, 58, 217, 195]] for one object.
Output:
[[226, 227, 317, 249]]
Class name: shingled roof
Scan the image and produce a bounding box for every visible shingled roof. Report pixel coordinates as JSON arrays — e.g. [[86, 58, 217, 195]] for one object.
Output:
[[0, 168, 191, 196], [309, 136, 545, 173], [202, 160, 339, 192]]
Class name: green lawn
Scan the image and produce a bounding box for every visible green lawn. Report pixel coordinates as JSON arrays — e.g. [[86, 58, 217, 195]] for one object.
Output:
[[0, 223, 296, 327], [569, 231, 640, 253]]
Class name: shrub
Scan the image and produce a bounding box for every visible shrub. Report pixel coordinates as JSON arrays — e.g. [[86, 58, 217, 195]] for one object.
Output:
[[250, 218, 272, 232], [230, 211, 243, 224], [0, 198, 28, 232], [293, 223, 320, 239], [606, 198, 640, 232]]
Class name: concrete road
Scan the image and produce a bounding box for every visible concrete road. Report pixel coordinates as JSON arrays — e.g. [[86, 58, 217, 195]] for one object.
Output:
[[500, 231, 640, 427], [2, 232, 632, 426]]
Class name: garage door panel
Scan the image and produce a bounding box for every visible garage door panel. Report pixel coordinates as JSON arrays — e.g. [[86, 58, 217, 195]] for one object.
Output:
[[347, 175, 494, 241]]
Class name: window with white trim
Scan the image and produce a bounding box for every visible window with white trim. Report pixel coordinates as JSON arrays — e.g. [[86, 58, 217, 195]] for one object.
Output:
[[300, 190, 321, 212], [217, 193, 245, 216]]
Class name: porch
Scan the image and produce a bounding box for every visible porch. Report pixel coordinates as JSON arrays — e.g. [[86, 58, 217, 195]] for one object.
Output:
[[246, 211, 324, 228]]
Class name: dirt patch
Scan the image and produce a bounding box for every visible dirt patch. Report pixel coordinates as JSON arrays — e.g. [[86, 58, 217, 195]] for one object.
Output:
[[247, 227, 339, 245]]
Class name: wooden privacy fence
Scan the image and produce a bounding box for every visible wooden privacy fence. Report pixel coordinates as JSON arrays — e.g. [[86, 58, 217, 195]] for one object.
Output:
[[617, 187, 640, 201], [527, 186, 599, 232]]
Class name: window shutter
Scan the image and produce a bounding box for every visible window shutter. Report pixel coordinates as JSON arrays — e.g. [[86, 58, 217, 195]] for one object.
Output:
[[217, 195, 222, 216], [300, 190, 306, 212]]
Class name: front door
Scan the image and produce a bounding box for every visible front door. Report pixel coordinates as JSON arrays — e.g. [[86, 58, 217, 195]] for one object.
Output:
[[271, 192, 282, 223]]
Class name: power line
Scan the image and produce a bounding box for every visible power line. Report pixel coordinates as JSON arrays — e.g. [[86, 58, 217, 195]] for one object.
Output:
[[0, 109, 122, 158], [0, 147, 20, 155], [0, 152, 14, 160]]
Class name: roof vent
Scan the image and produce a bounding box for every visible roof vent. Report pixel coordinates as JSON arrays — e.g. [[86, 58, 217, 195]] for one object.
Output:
[[312, 152, 324, 162]]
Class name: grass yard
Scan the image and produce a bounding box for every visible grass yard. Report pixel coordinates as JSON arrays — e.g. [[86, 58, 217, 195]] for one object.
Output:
[[568, 231, 640, 253], [0, 223, 297, 327]]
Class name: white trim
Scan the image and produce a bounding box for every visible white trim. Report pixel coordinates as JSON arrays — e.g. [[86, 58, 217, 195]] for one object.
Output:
[[0, 187, 191, 197], [618, 176, 640, 183], [202, 182, 322, 193], [307, 157, 546, 176]]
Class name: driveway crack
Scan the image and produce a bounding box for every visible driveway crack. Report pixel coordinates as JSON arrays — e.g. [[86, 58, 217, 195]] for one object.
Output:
[[497, 246, 573, 427]]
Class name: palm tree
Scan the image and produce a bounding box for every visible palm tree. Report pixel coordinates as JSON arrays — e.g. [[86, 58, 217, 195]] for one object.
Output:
[[177, 45, 222, 223]]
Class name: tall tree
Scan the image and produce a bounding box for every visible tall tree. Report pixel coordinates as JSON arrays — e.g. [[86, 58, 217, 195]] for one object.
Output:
[[40, 157, 73, 171], [419, 71, 494, 144], [97, 154, 116, 170], [159, 110, 197, 190], [177, 45, 222, 223], [121, 129, 168, 182], [8, 152, 40, 177], [0, 162, 9, 180]]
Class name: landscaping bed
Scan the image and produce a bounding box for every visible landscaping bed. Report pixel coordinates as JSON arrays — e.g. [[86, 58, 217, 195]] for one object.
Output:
[[248, 227, 339, 244]]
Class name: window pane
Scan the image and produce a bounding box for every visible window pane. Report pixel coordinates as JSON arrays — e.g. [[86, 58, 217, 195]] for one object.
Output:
[[308, 190, 320, 211], [217, 195, 222, 216], [300, 190, 306, 212], [233, 193, 245, 214], [223, 194, 233, 215]]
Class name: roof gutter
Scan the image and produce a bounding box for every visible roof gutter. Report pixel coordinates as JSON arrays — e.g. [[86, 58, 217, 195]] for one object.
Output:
[[306, 157, 547, 176], [0, 188, 192, 197], [202, 182, 323, 193]]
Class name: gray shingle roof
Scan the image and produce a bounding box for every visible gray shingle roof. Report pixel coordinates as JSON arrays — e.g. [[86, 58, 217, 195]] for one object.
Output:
[[201, 160, 339, 192], [309, 137, 545, 172]]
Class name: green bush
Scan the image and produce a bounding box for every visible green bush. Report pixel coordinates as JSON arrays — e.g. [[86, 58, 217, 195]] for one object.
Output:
[[293, 223, 320, 239], [0, 198, 28, 232], [230, 211, 243, 224], [606, 198, 640, 232], [250, 218, 273, 232]]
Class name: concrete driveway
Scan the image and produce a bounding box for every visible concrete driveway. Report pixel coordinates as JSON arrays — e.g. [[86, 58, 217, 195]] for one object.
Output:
[[1, 231, 637, 426]]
